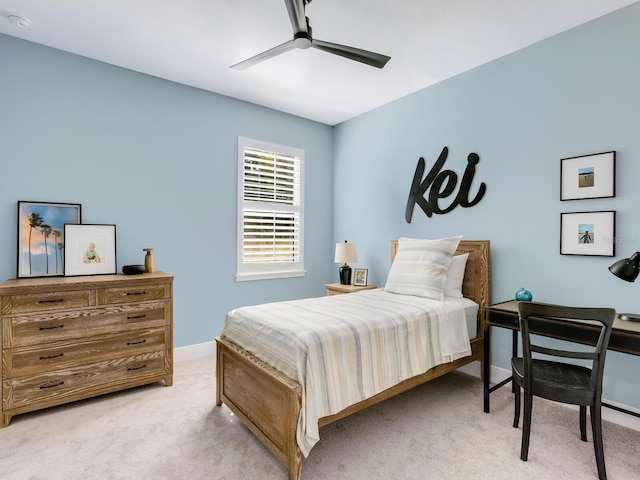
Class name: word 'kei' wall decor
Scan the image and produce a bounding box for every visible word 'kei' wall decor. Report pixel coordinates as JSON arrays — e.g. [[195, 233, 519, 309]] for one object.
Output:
[[405, 147, 487, 223]]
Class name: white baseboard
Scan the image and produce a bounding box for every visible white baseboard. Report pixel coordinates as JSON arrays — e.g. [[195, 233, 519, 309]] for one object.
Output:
[[174, 341, 216, 363], [459, 361, 640, 433]]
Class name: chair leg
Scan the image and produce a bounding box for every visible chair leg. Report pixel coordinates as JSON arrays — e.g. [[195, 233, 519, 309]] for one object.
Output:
[[513, 383, 521, 428], [591, 402, 607, 480], [520, 390, 532, 461], [580, 405, 587, 441]]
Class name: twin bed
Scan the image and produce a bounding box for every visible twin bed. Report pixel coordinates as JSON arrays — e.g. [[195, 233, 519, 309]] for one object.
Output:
[[216, 239, 491, 480]]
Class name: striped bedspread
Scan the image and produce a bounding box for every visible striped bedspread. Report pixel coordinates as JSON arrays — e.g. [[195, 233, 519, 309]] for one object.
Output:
[[221, 288, 476, 456]]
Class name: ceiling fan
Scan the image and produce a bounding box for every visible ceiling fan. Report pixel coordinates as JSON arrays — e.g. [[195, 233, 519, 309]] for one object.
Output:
[[230, 0, 390, 70]]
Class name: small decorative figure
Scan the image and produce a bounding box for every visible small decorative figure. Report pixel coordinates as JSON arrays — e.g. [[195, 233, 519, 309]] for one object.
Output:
[[83, 243, 102, 264], [143, 248, 155, 273]]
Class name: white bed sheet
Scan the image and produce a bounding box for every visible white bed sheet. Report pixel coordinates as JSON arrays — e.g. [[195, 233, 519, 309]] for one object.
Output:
[[222, 289, 478, 456], [463, 299, 479, 339]]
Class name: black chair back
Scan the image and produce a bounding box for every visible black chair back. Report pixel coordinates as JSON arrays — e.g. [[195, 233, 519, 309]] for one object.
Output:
[[518, 302, 615, 404], [513, 301, 615, 480]]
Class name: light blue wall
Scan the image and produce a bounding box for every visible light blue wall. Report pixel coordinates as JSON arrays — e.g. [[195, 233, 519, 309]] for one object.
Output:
[[0, 34, 334, 348], [2, 3, 639, 411], [334, 4, 640, 409]]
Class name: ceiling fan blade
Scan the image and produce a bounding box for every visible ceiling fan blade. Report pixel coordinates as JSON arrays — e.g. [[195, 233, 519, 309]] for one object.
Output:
[[230, 40, 296, 70], [310, 39, 390, 68], [284, 0, 309, 34]]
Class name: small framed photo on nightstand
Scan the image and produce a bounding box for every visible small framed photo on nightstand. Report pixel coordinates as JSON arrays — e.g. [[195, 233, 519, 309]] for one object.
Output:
[[353, 268, 368, 286]]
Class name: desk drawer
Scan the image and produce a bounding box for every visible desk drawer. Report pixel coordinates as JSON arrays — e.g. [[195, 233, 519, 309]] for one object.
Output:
[[3, 303, 169, 348], [1, 290, 94, 315], [4, 328, 167, 378], [486, 309, 520, 329], [3, 352, 167, 410]]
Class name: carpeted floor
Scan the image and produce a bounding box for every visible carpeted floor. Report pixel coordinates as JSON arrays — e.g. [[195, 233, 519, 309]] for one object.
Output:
[[1, 355, 639, 480]]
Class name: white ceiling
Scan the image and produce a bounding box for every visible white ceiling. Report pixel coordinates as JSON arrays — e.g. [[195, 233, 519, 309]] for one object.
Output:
[[0, 0, 637, 125]]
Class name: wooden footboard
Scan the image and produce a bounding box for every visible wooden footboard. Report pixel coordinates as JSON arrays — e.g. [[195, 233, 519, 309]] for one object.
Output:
[[216, 336, 302, 480], [216, 240, 490, 480], [216, 335, 482, 479]]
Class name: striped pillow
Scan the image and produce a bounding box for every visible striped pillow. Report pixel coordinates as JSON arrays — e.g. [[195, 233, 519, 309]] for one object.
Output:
[[384, 236, 462, 300]]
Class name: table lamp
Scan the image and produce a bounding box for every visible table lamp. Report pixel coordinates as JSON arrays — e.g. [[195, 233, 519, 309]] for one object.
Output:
[[609, 251, 640, 321], [335, 241, 357, 285]]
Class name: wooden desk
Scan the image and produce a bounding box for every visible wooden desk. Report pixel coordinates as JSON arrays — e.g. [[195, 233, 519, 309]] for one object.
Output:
[[483, 300, 640, 416]]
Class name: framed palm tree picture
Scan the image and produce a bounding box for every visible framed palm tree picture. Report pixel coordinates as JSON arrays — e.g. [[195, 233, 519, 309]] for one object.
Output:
[[17, 201, 82, 278]]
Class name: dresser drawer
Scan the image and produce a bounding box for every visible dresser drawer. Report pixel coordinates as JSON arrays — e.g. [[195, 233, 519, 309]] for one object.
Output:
[[3, 302, 169, 348], [1, 289, 94, 315], [3, 351, 168, 410], [100, 284, 170, 305], [4, 328, 167, 378]]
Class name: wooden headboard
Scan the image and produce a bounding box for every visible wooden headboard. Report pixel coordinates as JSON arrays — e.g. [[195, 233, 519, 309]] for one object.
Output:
[[390, 239, 491, 326]]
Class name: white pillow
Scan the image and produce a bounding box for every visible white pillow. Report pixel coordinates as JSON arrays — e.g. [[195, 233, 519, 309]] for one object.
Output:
[[444, 253, 468, 298], [384, 236, 462, 300]]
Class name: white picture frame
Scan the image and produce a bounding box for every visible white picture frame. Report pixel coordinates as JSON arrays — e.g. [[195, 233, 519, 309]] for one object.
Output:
[[64, 224, 117, 276], [353, 268, 368, 286]]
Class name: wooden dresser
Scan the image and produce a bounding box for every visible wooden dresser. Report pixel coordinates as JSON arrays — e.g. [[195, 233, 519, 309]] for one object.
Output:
[[0, 272, 173, 427]]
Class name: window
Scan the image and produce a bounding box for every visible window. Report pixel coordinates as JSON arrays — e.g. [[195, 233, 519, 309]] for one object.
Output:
[[237, 137, 304, 280]]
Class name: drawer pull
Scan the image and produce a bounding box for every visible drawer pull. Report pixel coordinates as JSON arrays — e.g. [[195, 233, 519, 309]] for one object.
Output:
[[126, 291, 147, 296], [127, 364, 147, 371], [39, 324, 64, 330], [127, 339, 147, 346], [40, 353, 64, 360], [38, 298, 64, 304], [40, 381, 64, 389], [127, 314, 147, 320]]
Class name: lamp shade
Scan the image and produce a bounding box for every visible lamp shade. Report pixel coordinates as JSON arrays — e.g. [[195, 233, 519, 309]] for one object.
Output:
[[335, 242, 357, 264], [609, 252, 640, 282]]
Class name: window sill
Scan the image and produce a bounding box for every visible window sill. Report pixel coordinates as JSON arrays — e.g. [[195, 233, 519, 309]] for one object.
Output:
[[236, 270, 306, 282]]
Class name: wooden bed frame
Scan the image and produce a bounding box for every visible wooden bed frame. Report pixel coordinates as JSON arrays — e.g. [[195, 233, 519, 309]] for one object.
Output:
[[215, 240, 491, 480]]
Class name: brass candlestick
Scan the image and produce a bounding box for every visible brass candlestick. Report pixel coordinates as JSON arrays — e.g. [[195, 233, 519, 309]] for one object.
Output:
[[143, 248, 155, 273]]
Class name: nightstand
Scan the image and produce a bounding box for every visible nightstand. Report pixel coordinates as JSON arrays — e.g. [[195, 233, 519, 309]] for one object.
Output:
[[324, 283, 377, 296]]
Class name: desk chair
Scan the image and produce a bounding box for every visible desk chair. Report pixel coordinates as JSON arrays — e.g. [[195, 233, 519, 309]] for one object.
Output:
[[512, 302, 615, 480]]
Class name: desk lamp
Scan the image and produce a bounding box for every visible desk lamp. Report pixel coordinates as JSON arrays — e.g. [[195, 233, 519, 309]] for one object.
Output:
[[609, 251, 640, 321], [335, 241, 357, 285]]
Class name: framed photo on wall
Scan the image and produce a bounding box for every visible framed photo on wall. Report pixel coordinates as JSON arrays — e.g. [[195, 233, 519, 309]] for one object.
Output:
[[17, 201, 82, 278], [560, 211, 615, 256], [560, 151, 615, 201], [353, 268, 368, 286], [64, 224, 117, 276]]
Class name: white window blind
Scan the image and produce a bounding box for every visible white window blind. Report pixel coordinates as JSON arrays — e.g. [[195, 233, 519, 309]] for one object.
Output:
[[237, 137, 304, 280]]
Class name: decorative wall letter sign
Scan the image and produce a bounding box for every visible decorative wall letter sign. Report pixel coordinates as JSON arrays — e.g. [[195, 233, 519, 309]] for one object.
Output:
[[405, 147, 487, 223]]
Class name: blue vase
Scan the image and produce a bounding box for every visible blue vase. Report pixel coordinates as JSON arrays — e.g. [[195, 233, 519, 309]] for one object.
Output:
[[515, 287, 533, 302]]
